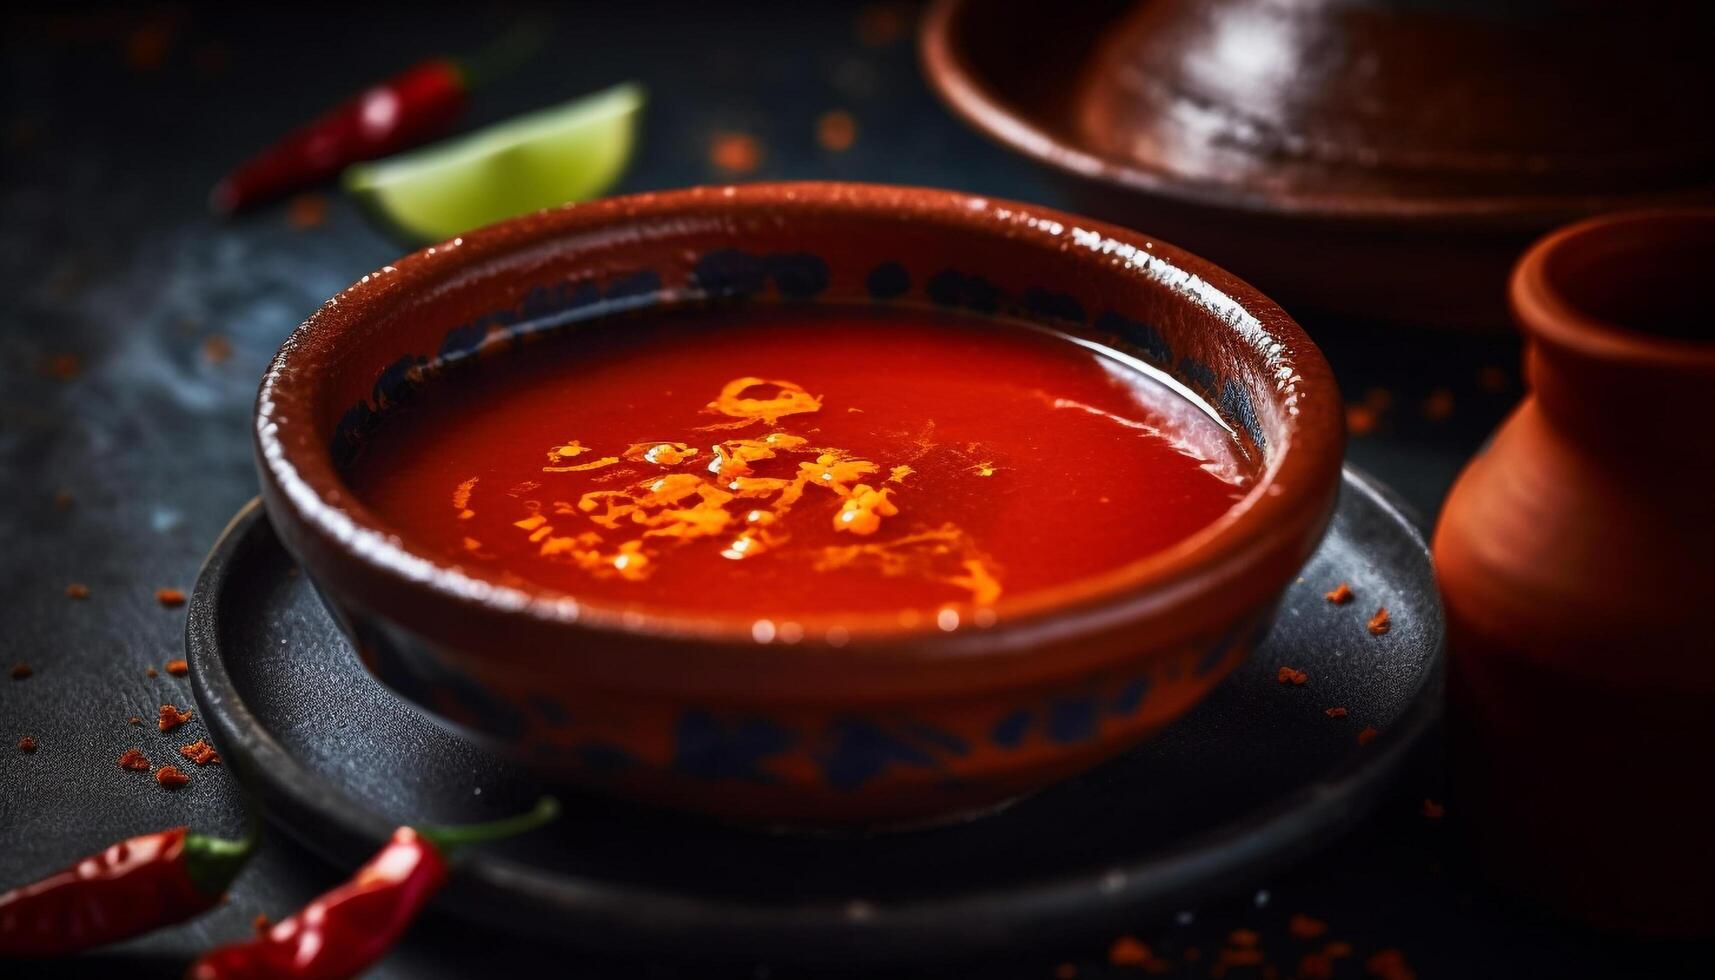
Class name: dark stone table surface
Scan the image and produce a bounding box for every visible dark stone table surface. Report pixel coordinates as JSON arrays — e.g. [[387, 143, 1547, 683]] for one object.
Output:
[[2, 3, 1704, 977]]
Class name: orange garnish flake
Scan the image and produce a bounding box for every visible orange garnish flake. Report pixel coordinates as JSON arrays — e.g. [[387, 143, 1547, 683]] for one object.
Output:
[[165, 659, 189, 676], [624, 441, 699, 466], [65, 583, 90, 599], [1324, 582, 1353, 604], [1325, 706, 1349, 718], [18, 736, 37, 753], [118, 748, 150, 771], [155, 588, 187, 608], [834, 484, 898, 535], [10, 662, 31, 680], [887, 465, 913, 483], [155, 764, 190, 789], [708, 377, 821, 423], [159, 703, 193, 731], [179, 739, 221, 765], [202, 334, 234, 364], [1358, 725, 1380, 746], [1288, 914, 1327, 940], [1422, 798, 1445, 819], [1368, 608, 1391, 635], [1277, 666, 1309, 686], [1108, 935, 1153, 967], [452, 476, 478, 518]]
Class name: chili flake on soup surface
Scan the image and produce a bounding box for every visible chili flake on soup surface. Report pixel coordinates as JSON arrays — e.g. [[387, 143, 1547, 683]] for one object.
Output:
[[346, 306, 1255, 622]]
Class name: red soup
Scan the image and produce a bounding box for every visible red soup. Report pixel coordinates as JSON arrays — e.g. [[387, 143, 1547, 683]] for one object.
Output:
[[347, 306, 1256, 624]]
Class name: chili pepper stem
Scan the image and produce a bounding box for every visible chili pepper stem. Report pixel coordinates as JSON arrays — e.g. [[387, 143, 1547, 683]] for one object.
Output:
[[414, 796, 559, 853], [182, 829, 257, 897]]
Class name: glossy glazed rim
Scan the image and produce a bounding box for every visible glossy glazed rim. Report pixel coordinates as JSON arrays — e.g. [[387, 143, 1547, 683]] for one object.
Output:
[[255, 182, 1343, 652], [919, 0, 1714, 227], [1511, 207, 1715, 372]]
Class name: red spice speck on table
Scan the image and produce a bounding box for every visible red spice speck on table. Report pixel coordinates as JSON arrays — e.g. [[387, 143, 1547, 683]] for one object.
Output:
[[10, 662, 32, 680], [1108, 935, 1152, 966], [1366, 947, 1417, 980], [179, 740, 222, 766], [155, 587, 187, 607], [159, 704, 193, 731], [64, 583, 90, 599], [1358, 726, 1381, 746], [1367, 608, 1391, 635], [155, 765, 190, 789], [146, 667, 158, 678], [1325, 706, 1349, 718], [1277, 666, 1309, 686], [165, 658, 189, 676], [1289, 913, 1327, 940], [117, 748, 150, 771], [17, 736, 36, 753], [1324, 581, 1353, 604]]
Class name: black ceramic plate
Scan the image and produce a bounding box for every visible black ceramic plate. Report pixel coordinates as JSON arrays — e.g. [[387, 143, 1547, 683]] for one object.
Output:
[[187, 468, 1441, 967]]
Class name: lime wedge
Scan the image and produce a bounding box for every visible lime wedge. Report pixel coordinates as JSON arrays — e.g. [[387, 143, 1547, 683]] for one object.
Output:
[[345, 82, 645, 243]]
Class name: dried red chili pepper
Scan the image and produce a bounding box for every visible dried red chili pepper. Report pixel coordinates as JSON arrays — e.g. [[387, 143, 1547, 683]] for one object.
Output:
[[209, 59, 468, 214], [190, 798, 558, 980], [0, 826, 253, 957]]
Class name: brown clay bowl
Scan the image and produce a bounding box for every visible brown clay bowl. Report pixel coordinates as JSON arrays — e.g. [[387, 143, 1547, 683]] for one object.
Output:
[[253, 182, 1344, 826], [921, 0, 1715, 331]]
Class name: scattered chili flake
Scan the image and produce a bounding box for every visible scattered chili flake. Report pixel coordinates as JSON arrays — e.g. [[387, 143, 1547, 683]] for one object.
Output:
[[1478, 364, 1509, 392], [41, 353, 82, 380], [1367, 608, 1391, 635], [1228, 929, 1260, 948], [155, 764, 190, 789], [287, 193, 328, 229], [1358, 725, 1380, 746], [1344, 403, 1378, 436], [856, 3, 911, 46], [1422, 798, 1445, 819], [709, 132, 762, 174], [179, 739, 221, 766], [65, 583, 90, 599], [1109, 935, 1153, 967], [1324, 582, 1353, 604], [1365, 948, 1415, 980], [252, 913, 272, 936], [128, 716, 143, 726], [125, 23, 173, 72], [1053, 963, 1077, 979], [18, 736, 37, 753], [118, 748, 150, 771], [147, 668, 158, 678], [1277, 666, 1309, 686], [1325, 706, 1349, 718], [202, 334, 234, 364], [53, 489, 74, 509], [1288, 914, 1327, 940], [165, 658, 189, 676], [159, 703, 193, 731], [155, 587, 187, 607], [1420, 387, 1455, 421], [10, 662, 31, 680], [816, 110, 858, 152]]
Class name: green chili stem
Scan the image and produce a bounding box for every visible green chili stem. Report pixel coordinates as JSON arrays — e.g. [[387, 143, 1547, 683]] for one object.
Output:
[[183, 829, 258, 897], [415, 796, 560, 853]]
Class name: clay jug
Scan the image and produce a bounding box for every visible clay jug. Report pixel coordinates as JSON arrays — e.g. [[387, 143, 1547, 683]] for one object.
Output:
[[1434, 209, 1715, 935]]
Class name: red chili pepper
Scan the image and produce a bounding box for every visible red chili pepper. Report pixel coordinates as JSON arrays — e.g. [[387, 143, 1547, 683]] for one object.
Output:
[[0, 826, 253, 957], [209, 59, 467, 214], [190, 797, 558, 980]]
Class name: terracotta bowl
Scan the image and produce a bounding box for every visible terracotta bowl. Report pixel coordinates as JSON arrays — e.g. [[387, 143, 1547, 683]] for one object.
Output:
[[921, 0, 1715, 331], [253, 183, 1344, 826]]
